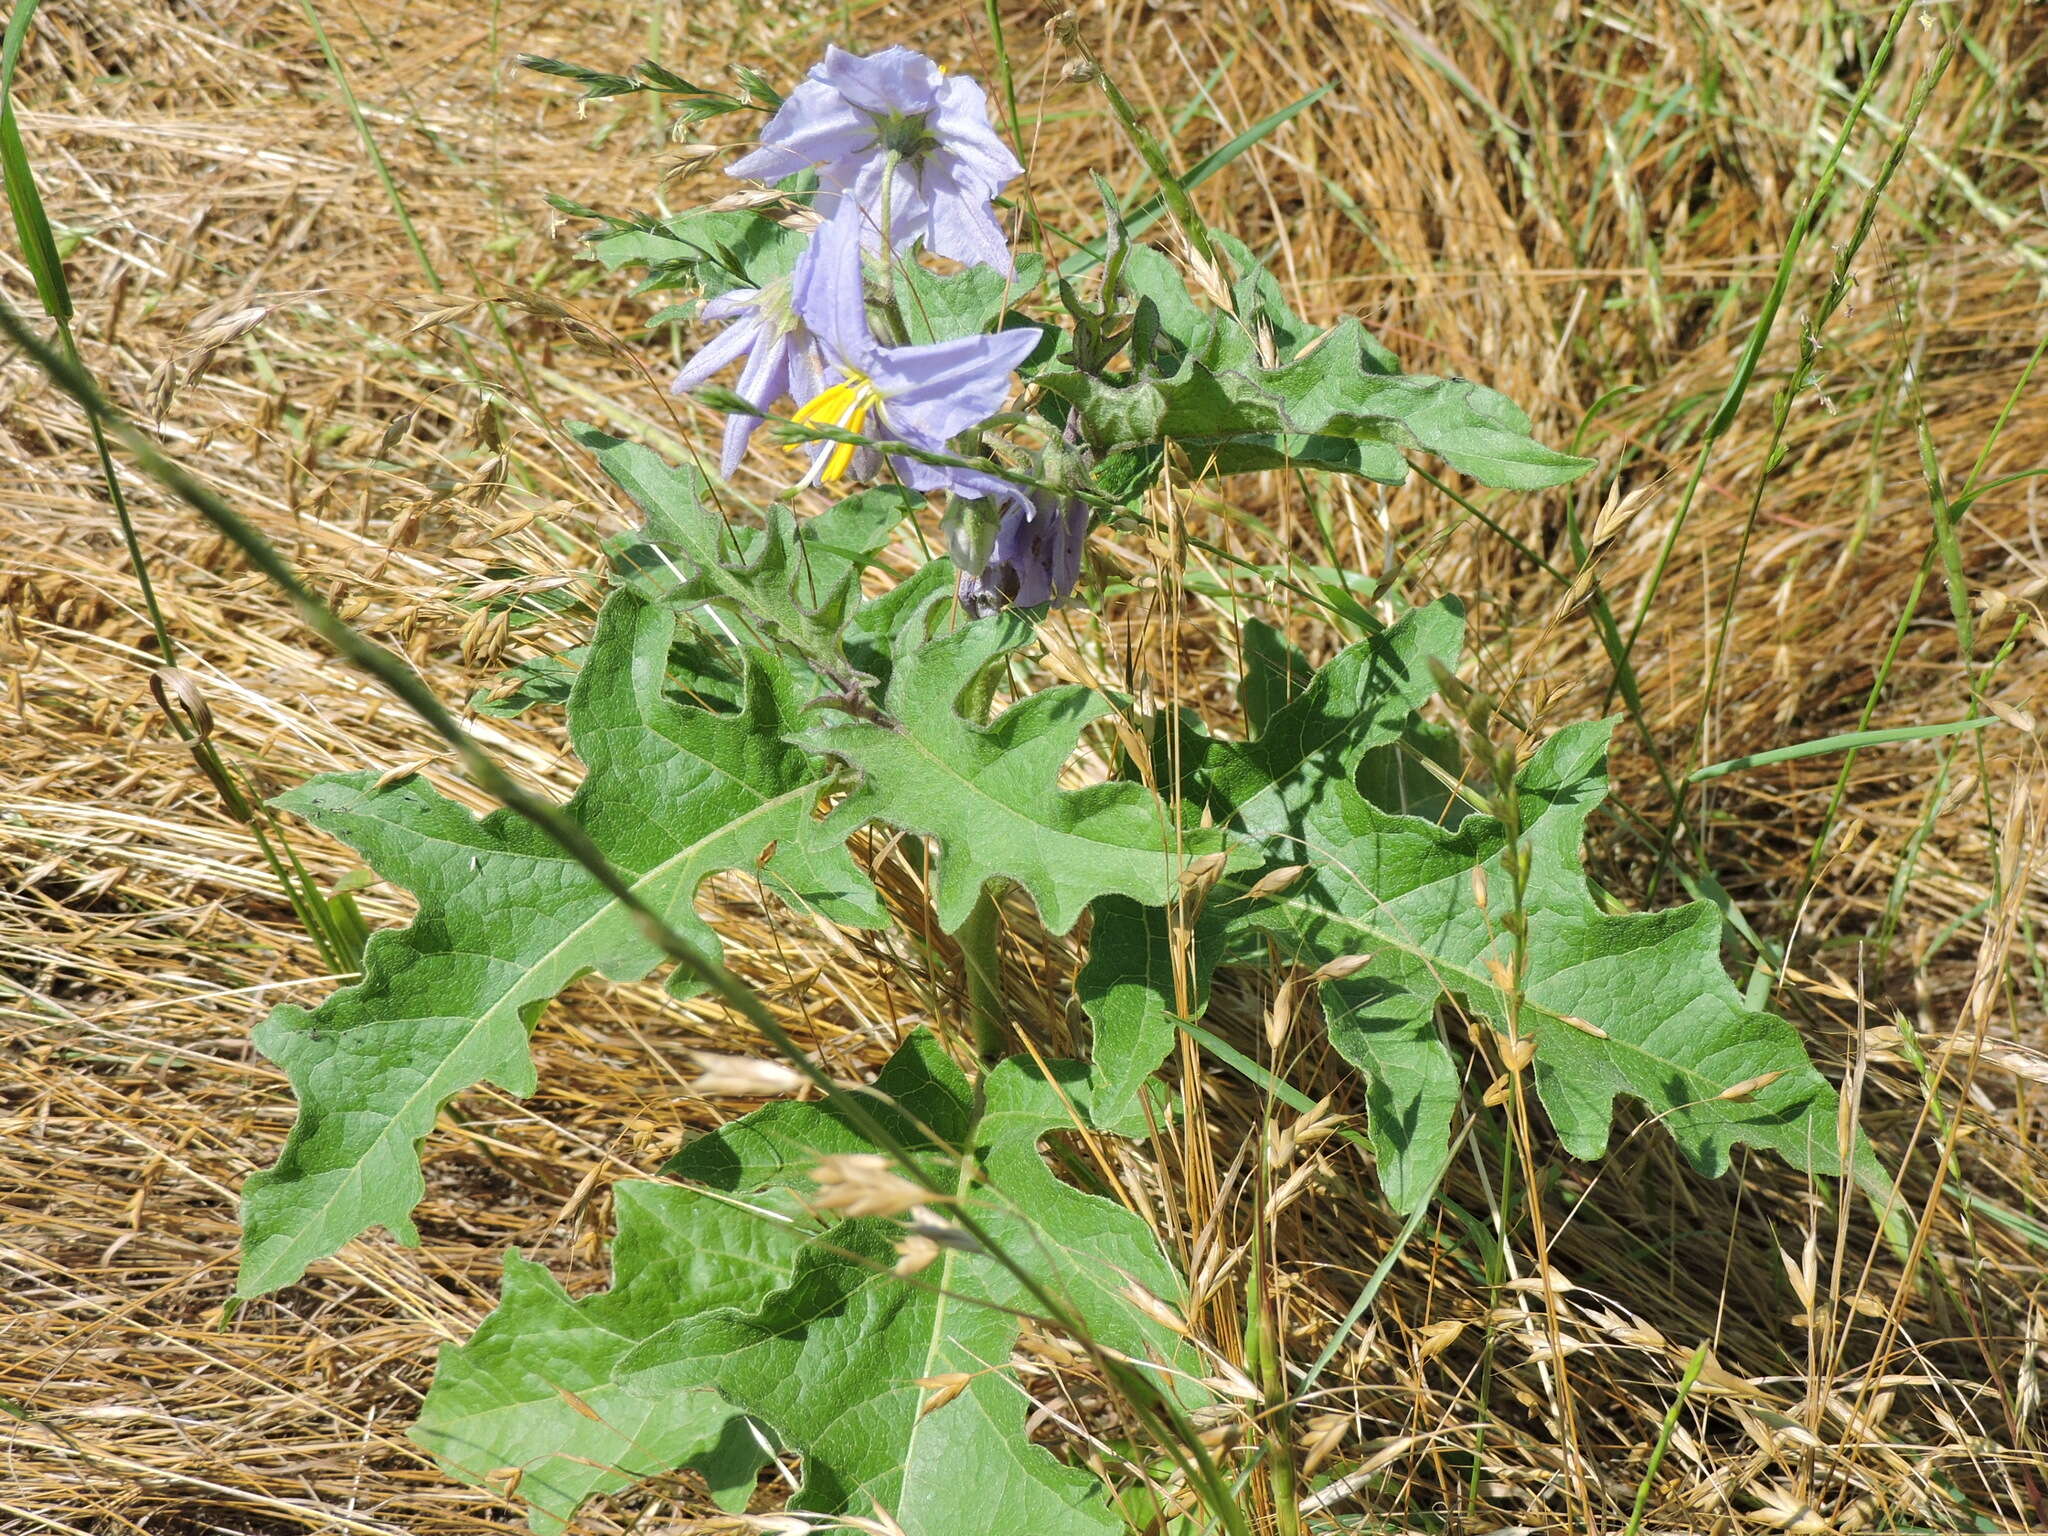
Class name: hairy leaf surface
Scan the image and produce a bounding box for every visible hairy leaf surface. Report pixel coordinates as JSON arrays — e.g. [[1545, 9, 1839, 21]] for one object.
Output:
[[799, 613, 1232, 933], [1036, 240, 1593, 494], [422, 1033, 1203, 1534], [239, 591, 880, 1296]]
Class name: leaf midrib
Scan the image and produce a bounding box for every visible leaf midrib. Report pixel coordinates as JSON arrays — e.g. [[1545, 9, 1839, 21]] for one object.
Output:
[[1263, 872, 1787, 1113], [852, 723, 1189, 913], [241, 781, 821, 1295], [879, 1145, 980, 1518]]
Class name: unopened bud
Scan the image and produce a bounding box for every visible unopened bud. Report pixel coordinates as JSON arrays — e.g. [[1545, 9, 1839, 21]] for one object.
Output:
[[941, 494, 1004, 577]]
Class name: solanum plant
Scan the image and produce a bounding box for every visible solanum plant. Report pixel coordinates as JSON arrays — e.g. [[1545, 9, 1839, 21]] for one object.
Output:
[[233, 39, 1881, 1535]]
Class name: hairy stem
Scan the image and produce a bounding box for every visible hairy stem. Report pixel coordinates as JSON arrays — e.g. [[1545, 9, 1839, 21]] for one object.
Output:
[[956, 887, 1008, 1061]]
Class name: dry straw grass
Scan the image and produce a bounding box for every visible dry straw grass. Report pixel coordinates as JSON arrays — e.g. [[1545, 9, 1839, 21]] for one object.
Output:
[[3, 0, 2046, 1530]]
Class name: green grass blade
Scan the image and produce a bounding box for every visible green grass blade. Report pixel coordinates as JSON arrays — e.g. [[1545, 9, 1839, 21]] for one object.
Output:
[[1622, 1343, 1710, 1536], [294, 0, 443, 291], [1058, 81, 1335, 279], [0, 0, 63, 320], [1610, 0, 1921, 694], [1688, 717, 1997, 784]]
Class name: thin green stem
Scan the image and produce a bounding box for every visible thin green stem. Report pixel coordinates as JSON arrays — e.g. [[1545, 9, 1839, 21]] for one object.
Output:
[[295, 0, 441, 291], [1689, 716, 1996, 783], [956, 887, 1008, 1061], [1623, 1342, 1709, 1536], [980, 0, 1024, 154], [3, 0, 355, 972], [1609, 0, 1918, 696], [1059, 23, 1219, 271]]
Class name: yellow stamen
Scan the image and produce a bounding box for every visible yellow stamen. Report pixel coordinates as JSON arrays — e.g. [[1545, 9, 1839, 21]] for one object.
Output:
[[792, 371, 880, 485]]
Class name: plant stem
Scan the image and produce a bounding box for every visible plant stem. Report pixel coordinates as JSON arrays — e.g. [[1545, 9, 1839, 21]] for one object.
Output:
[[956, 886, 1007, 1060], [1623, 1342, 1709, 1536], [1247, 1231, 1301, 1536], [1058, 22, 1219, 271], [979, 0, 1023, 156], [0, 314, 1262, 1531]]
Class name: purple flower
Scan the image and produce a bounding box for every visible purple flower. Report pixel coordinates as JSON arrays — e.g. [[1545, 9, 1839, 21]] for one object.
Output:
[[788, 213, 1037, 487], [957, 488, 1091, 615], [669, 277, 827, 479], [728, 46, 1021, 272]]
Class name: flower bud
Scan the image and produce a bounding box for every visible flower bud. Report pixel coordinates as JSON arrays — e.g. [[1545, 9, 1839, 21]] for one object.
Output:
[[942, 493, 1005, 578]]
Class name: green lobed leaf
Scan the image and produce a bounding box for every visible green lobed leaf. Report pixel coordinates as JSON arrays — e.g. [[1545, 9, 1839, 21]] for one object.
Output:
[[412, 1185, 810, 1532], [585, 203, 803, 299], [411, 1032, 968, 1531], [621, 1035, 1203, 1534], [797, 610, 1239, 935], [894, 253, 1048, 345], [1076, 603, 1462, 1140], [1083, 608, 1878, 1212], [1075, 895, 1221, 1137], [421, 1032, 1204, 1534], [1039, 239, 1592, 493], [238, 590, 882, 1297], [1220, 714, 1878, 1209], [589, 424, 917, 679], [1198, 598, 1466, 839]]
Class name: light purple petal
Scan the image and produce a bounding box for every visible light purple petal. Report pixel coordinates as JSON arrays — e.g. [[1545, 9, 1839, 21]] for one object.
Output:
[[671, 310, 761, 392], [718, 413, 761, 480], [786, 343, 825, 407], [728, 45, 1019, 273], [899, 457, 1031, 511], [733, 327, 794, 414], [727, 78, 873, 182], [815, 44, 942, 115], [873, 325, 1040, 444], [915, 183, 1013, 273], [699, 287, 763, 322], [933, 76, 1023, 189], [790, 209, 878, 369], [820, 164, 905, 252]]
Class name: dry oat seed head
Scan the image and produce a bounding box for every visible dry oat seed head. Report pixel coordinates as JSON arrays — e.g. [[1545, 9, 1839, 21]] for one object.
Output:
[[807, 1153, 934, 1218], [688, 1051, 809, 1097]]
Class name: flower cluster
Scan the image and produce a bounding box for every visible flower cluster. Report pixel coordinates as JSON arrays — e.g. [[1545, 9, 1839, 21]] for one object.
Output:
[[671, 44, 1086, 610]]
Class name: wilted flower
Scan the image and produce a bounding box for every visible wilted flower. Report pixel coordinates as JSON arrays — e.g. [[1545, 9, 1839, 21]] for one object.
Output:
[[787, 212, 1037, 487], [956, 486, 1091, 614], [727, 45, 1020, 271], [669, 276, 827, 478]]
